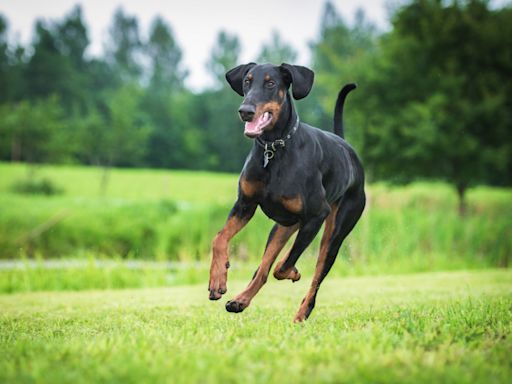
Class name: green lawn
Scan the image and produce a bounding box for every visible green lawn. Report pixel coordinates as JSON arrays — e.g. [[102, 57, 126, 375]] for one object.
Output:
[[1, 270, 510, 383]]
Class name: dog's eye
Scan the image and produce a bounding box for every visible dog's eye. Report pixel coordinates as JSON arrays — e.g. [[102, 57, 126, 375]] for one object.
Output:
[[244, 79, 251, 86], [266, 80, 276, 88]]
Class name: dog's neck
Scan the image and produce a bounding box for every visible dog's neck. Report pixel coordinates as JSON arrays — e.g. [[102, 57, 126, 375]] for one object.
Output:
[[259, 92, 298, 142]]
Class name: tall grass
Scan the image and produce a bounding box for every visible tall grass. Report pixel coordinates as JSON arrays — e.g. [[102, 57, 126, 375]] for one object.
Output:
[[1, 162, 510, 272]]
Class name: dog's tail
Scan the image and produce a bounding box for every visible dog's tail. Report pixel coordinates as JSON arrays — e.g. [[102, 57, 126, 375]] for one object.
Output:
[[333, 83, 357, 139]]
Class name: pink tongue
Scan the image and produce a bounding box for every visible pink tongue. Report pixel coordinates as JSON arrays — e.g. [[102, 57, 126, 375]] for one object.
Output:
[[244, 113, 271, 135]]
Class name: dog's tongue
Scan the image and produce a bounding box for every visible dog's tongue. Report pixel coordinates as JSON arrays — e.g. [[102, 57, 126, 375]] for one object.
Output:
[[245, 112, 271, 136]]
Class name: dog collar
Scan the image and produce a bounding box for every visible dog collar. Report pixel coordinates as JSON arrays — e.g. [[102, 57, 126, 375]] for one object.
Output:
[[256, 116, 299, 168]]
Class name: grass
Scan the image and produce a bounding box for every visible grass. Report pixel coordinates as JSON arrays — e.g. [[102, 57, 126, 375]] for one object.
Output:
[[1, 162, 511, 272], [1, 270, 510, 383], [0, 162, 238, 204], [1, 163, 510, 383]]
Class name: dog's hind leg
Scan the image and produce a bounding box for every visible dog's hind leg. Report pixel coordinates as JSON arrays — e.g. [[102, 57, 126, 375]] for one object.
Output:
[[225, 223, 298, 313], [273, 203, 331, 282], [273, 248, 301, 282], [294, 189, 365, 322]]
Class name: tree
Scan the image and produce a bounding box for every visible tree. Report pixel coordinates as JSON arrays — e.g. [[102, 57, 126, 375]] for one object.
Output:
[[143, 17, 191, 169], [24, 6, 90, 114], [109, 86, 150, 163], [202, 31, 251, 171], [76, 84, 150, 193], [0, 97, 70, 164], [0, 15, 9, 103], [105, 8, 143, 83], [146, 16, 187, 92], [357, 0, 512, 213], [54, 5, 88, 70], [306, 2, 377, 136], [206, 31, 241, 88], [256, 30, 298, 64]]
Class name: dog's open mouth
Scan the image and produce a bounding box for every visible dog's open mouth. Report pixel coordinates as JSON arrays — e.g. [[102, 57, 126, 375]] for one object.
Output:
[[244, 112, 272, 138]]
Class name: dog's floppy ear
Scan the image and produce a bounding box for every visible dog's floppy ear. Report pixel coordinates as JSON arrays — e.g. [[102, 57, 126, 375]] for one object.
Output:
[[225, 63, 257, 96], [279, 63, 314, 100]]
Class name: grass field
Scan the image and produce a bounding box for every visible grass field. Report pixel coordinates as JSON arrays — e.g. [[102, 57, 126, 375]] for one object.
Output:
[[1, 162, 511, 274], [1, 162, 511, 383], [1, 270, 510, 383]]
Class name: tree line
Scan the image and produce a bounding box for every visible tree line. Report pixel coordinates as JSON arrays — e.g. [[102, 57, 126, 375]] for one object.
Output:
[[0, 0, 511, 209]]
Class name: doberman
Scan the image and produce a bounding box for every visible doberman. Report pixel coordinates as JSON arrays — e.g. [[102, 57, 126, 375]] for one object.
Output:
[[208, 62, 365, 322]]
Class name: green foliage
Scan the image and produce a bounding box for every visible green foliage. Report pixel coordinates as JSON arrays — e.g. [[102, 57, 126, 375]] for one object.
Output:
[[352, 0, 512, 205], [0, 97, 71, 163], [194, 88, 253, 171], [24, 7, 91, 114], [0, 195, 173, 259], [106, 84, 151, 167], [0, 15, 9, 102], [206, 30, 241, 88], [146, 16, 187, 92], [306, 3, 378, 139], [0, 163, 510, 273], [10, 176, 63, 196], [0, 271, 510, 383], [257, 30, 298, 64], [105, 8, 143, 83], [1, 1, 511, 193]]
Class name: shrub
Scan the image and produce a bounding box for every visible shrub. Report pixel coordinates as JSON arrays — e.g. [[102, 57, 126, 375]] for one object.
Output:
[[11, 177, 63, 196]]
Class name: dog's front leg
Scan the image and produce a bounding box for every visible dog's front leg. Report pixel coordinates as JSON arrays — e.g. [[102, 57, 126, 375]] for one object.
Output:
[[209, 200, 256, 300], [225, 223, 299, 313]]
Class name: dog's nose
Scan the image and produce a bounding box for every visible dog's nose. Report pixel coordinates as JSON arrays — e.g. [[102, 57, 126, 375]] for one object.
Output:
[[238, 104, 256, 122]]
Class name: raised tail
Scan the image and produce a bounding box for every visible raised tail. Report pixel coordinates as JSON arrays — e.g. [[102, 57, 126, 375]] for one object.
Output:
[[333, 83, 357, 138]]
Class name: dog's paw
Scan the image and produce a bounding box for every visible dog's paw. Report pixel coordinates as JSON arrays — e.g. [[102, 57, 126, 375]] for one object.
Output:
[[273, 263, 301, 282], [208, 263, 228, 300], [208, 279, 227, 300], [225, 300, 247, 313], [208, 287, 226, 300]]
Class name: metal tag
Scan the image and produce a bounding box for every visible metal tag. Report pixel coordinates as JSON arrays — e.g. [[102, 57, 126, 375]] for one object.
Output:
[[263, 144, 274, 168]]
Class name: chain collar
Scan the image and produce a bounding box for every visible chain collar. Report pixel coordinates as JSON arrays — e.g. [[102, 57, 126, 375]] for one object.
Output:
[[255, 116, 300, 168]]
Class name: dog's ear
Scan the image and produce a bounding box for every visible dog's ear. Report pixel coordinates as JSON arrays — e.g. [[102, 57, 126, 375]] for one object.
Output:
[[279, 63, 314, 100], [225, 63, 257, 96]]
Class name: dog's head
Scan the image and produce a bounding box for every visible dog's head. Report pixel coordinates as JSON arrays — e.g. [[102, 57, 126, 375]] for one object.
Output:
[[226, 63, 314, 138]]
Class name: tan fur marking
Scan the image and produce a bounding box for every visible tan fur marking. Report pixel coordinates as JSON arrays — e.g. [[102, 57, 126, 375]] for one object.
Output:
[[264, 74, 271, 81], [273, 253, 301, 281], [281, 195, 304, 214], [209, 215, 250, 299], [231, 224, 298, 307], [318, 204, 339, 262], [247, 74, 253, 80], [294, 204, 339, 322], [254, 101, 282, 128], [279, 90, 285, 100], [240, 178, 264, 198]]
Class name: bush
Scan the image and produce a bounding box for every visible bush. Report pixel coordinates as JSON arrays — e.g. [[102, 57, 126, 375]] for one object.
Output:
[[11, 177, 63, 196]]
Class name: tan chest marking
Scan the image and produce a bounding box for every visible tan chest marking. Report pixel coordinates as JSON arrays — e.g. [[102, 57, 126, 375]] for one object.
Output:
[[280, 195, 304, 214], [240, 178, 264, 198]]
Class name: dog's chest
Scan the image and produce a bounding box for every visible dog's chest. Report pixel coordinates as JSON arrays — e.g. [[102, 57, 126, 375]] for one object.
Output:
[[261, 178, 306, 224], [259, 195, 302, 226]]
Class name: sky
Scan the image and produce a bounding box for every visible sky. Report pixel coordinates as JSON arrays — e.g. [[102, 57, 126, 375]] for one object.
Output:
[[1, 0, 393, 90]]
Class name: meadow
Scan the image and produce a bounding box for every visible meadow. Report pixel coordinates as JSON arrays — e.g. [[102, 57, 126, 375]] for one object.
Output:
[[1, 162, 511, 383], [1, 163, 511, 279], [1, 270, 510, 383]]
